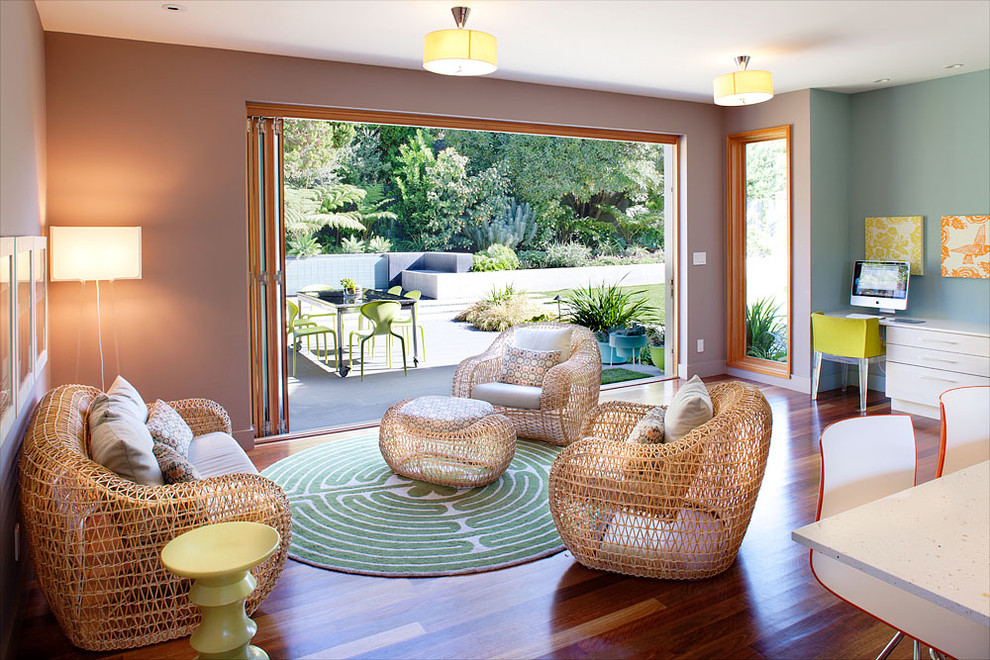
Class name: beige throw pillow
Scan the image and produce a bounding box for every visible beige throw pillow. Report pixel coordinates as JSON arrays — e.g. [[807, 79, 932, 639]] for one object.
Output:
[[663, 375, 713, 442], [512, 326, 572, 362], [89, 415, 165, 486], [89, 375, 149, 424]]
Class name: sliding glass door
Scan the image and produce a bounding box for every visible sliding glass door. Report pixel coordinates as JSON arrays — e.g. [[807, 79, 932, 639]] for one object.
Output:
[[247, 117, 289, 436]]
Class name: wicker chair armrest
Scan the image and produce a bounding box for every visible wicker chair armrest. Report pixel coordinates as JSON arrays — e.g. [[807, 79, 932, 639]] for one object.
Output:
[[452, 351, 503, 397], [579, 400, 656, 439], [167, 398, 232, 435], [541, 349, 599, 411]]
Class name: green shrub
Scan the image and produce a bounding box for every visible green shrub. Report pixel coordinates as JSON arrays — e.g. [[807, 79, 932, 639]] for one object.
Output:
[[341, 236, 365, 253], [516, 250, 545, 269], [746, 297, 787, 361], [543, 242, 591, 268], [367, 236, 392, 253], [287, 232, 321, 257], [471, 244, 520, 272]]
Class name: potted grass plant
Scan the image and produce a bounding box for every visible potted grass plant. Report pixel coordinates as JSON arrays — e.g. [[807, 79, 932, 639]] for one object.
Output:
[[564, 281, 657, 364]]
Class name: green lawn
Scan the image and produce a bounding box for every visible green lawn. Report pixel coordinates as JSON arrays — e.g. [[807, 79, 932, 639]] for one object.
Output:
[[535, 284, 666, 324]]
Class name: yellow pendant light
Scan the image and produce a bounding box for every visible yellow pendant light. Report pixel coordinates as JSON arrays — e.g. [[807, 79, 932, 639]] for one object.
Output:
[[714, 56, 774, 106], [423, 6, 497, 76]]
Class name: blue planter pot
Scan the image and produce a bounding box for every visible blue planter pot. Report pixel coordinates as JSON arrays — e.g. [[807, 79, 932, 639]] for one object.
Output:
[[609, 333, 647, 364], [597, 341, 625, 365]]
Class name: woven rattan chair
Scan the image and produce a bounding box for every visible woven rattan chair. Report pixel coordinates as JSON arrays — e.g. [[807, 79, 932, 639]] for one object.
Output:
[[548, 381, 772, 579], [18, 384, 292, 651], [452, 322, 602, 446]]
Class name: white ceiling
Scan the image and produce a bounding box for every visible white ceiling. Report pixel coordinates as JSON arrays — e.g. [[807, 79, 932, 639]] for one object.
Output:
[[34, 0, 990, 103]]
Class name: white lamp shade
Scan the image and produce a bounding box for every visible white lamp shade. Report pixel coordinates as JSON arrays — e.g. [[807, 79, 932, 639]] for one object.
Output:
[[423, 28, 497, 76], [713, 69, 774, 106], [49, 226, 142, 281]]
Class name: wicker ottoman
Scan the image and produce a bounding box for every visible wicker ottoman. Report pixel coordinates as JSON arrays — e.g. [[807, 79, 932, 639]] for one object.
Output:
[[380, 396, 516, 487]]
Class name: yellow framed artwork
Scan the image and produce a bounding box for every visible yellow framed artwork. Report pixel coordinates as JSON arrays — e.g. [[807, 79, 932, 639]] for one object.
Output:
[[865, 216, 924, 275], [941, 215, 990, 279]]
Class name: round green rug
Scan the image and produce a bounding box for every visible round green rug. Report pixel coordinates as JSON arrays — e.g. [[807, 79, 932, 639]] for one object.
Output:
[[261, 433, 565, 577]]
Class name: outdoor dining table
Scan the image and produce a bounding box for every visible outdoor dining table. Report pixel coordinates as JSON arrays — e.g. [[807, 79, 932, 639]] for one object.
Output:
[[791, 460, 990, 631], [297, 289, 420, 377]]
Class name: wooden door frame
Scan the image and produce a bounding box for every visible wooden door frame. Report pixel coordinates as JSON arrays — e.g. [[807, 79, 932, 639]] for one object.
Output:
[[725, 125, 792, 378]]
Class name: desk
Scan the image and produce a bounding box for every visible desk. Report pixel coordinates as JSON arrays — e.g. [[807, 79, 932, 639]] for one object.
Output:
[[824, 312, 990, 418], [792, 460, 990, 627], [298, 289, 420, 377]]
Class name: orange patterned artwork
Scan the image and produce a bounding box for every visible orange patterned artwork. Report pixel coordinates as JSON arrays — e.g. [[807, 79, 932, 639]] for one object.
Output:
[[941, 215, 990, 278]]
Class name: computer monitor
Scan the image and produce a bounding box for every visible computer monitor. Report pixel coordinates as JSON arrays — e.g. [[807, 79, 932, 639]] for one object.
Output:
[[850, 260, 910, 314]]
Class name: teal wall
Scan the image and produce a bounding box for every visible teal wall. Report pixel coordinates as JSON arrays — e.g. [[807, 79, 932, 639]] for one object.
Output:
[[809, 90, 853, 388], [848, 70, 990, 323]]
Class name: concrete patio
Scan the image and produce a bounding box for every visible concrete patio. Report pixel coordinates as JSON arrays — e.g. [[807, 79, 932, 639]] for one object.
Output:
[[286, 299, 664, 432]]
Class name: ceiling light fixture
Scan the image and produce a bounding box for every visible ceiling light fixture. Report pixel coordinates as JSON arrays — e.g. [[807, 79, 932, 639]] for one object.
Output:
[[423, 7, 497, 76], [874, 78, 891, 84], [713, 56, 774, 106], [944, 63, 964, 69]]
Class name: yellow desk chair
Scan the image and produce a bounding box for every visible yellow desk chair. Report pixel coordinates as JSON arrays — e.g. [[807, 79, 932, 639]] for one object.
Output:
[[349, 301, 407, 381], [287, 299, 337, 376], [811, 312, 885, 411], [392, 290, 426, 361]]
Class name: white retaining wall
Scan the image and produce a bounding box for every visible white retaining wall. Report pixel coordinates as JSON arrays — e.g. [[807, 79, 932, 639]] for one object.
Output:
[[402, 263, 664, 299]]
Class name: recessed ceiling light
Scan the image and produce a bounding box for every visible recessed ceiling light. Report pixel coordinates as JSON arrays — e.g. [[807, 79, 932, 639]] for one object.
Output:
[[873, 78, 891, 84], [944, 63, 964, 69], [161, 3, 185, 12]]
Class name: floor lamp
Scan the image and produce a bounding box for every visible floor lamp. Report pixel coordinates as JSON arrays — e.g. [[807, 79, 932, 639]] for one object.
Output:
[[50, 227, 142, 391]]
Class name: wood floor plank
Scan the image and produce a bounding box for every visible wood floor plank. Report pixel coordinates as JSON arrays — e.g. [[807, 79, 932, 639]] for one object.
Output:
[[13, 377, 952, 659]]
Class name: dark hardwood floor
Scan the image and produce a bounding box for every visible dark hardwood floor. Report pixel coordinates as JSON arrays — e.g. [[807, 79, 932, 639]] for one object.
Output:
[[15, 377, 943, 659]]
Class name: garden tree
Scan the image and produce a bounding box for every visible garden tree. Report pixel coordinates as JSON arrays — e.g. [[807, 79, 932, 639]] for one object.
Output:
[[282, 119, 356, 188], [342, 126, 386, 185], [284, 184, 367, 252], [745, 139, 788, 258], [355, 183, 398, 239]]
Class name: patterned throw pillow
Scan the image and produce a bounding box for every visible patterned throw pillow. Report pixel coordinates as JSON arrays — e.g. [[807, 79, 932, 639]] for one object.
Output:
[[498, 346, 561, 387], [627, 405, 667, 444], [152, 443, 201, 484], [146, 400, 194, 454], [146, 400, 198, 484]]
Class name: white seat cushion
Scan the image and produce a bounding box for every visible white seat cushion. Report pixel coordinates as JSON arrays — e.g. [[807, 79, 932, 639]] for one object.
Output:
[[471, 382, 542, 410], [187, 432, 259, 478], [512, 326, 572, 362], [400, 395, 495, 433]]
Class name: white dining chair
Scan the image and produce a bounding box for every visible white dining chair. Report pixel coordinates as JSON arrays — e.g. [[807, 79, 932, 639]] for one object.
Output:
[[938, 385, 990, 477], [812, 415, 989, 660]]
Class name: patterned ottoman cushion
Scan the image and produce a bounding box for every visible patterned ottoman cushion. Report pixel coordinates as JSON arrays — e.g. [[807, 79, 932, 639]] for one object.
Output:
[[399, 396, 495, 434]]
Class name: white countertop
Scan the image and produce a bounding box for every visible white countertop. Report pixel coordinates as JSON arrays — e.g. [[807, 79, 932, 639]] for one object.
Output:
[[792, 461, 990, 627]]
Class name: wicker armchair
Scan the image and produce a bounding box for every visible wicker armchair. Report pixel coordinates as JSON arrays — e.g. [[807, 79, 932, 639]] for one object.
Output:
[[548, 381, 772, 579], [452, 322, 602, 446], [18, 384, 291, 651]]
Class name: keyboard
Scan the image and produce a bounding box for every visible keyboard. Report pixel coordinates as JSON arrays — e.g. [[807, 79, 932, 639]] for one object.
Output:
[[845, 313, 882, 319]]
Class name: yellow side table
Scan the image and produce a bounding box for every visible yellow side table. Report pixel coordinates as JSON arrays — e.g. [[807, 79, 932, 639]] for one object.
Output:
[[161, 521, 281, 660]]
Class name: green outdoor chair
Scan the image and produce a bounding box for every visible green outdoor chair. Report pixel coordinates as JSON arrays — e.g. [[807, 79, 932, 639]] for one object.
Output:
[[348, 301, 407, 381], [361, 286, 402, 331], [392, 290, 426, 361], [287, 299, 337, 377]]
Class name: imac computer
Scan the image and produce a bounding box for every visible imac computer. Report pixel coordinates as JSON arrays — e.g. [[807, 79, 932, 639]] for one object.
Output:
[[850, 260, 910, 315]]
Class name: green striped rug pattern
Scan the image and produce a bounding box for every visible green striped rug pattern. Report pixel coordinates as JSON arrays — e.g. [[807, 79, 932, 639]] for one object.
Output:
[[261, 432, 565, 577]]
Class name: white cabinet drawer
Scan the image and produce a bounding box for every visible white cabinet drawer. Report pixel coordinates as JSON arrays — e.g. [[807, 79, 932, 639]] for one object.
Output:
[[885, 362, 990, 405], [887, 343, 990, 377], [886, 326, 990, 358]]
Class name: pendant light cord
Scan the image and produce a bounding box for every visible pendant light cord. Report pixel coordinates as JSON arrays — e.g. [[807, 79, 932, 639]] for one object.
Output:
[[95, 279, 105, 391]]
